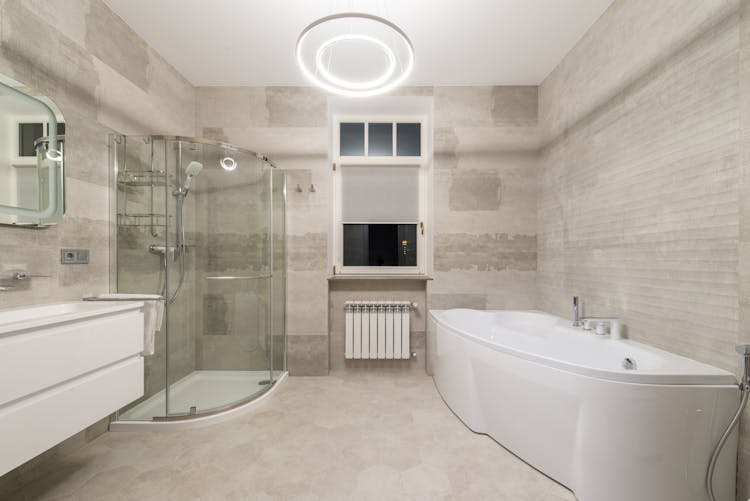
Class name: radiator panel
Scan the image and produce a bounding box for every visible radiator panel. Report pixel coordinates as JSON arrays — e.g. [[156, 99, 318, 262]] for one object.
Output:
[[344, 301, 412, 361]]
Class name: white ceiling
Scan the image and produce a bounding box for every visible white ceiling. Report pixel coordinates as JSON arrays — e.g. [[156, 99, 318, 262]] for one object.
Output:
[[102, 0, 614, 87]]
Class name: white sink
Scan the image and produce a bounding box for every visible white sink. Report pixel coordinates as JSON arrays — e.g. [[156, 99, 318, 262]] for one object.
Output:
[[0, 300, 144, 335]]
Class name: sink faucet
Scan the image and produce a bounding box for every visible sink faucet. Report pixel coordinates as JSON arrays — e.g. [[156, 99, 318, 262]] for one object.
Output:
[[572, 296, 581, 326]]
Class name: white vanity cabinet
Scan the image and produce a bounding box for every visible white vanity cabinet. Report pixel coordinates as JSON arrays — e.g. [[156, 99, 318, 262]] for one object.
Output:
[[0, 301, 145, 475]]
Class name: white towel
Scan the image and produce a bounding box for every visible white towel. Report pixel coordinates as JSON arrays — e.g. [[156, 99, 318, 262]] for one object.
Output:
[[98, 294, 164, 356]]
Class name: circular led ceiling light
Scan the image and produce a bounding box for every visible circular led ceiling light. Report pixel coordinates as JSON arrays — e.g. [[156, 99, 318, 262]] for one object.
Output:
[[296, 13, 414, 98]]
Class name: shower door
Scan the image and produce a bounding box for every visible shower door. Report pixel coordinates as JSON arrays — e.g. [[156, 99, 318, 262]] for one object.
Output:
[[164, 139, 273, 417]]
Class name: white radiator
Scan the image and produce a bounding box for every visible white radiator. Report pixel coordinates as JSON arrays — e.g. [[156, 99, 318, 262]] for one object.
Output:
[[345, 301, 412, 360]]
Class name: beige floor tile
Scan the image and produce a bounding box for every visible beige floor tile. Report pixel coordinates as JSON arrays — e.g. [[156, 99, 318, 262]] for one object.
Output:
[[5, 373, 575, 501]]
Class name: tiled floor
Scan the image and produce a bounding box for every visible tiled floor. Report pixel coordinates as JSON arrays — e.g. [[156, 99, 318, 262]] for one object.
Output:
[[5, 373, 575, 500]]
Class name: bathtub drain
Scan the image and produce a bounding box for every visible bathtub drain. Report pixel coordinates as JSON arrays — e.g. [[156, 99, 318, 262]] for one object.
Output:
[[622, 357, 637, 370]]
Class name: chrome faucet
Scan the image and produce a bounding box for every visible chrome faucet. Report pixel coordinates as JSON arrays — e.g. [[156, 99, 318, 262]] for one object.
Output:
[[580, 317, 622, 339], [572, 296, 581, 326]]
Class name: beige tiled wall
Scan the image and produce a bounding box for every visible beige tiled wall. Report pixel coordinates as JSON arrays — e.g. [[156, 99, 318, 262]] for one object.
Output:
[[537, 1, 749, 498], [429, 86, 539, 312]]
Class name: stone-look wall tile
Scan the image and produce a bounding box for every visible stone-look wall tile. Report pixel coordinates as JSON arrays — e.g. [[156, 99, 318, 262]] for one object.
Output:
[[427, 293, 488, 311], [143, 49, 197, 134], [266, 87, 327, 127], [0, 0, 99, 119], [85, 0, 149, 90], [434, 87, 495, 128], [434, 87, 539, 150], [287, 334, 329, 376], [434, 233, 536, 272], [62, 110, 113, 186], [428, 271, 537, 311], [490, 86, 538, 126], [287, 233, 327, 272], [21, 0, 89, 48], [328, 280, 427, 372], [197, 87, 269, 128], [286, 271, 328, 336], [434, 127, 459, 159], [219, 127, 328, 156], [430, 85, 539, 316], [452, 126, 541, 153], [448, 170, 502, 211], [279, 158, 329, 235], [434, 154, 538, 236], [538, 0, 739, 144]]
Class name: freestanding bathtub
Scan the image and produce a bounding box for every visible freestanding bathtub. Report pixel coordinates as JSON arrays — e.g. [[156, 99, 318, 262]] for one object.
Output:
[[427, 309, 740, 501]]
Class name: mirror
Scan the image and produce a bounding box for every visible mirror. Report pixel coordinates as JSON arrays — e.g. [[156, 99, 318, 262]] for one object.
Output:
[[0, 74, 65, 227]]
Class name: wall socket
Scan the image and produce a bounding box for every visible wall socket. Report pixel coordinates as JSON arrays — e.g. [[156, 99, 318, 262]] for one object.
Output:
[[61, 249, 89, 264]]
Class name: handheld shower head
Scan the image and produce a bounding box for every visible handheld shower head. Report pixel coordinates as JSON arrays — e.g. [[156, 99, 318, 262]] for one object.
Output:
[[181, 161, 203, 192]]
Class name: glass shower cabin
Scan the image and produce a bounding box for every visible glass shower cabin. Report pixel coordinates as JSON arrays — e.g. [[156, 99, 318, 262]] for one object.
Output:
[[110, 136, 285, 421]]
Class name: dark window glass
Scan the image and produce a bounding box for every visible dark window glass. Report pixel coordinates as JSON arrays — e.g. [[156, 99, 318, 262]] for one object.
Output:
[[368, 123, 392, 156], [340, 122, 365, 156], [396, 123, 421, 156], [344, 224, 417, 266], [47, 122, 66, 135], [18, 123, 44, 157]]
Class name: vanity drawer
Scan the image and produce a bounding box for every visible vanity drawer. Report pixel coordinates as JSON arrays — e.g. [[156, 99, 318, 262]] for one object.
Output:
[[0, 356, 143, 476], [0, 310, 144, 406]]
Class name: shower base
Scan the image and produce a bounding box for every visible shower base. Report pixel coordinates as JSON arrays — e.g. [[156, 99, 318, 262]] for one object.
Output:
[[110, 370, 287, 431]]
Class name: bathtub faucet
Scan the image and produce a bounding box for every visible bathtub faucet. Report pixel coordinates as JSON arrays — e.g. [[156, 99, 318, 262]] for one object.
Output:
[[580, 317, 622, 339], [572, 296, 581, 327]]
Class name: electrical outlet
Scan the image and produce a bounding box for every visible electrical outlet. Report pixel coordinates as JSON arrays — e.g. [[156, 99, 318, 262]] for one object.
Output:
[[60, 249, 89, 264]]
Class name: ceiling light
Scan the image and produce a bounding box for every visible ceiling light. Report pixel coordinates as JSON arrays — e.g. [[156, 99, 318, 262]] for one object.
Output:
[[296, 13, 414, 98]]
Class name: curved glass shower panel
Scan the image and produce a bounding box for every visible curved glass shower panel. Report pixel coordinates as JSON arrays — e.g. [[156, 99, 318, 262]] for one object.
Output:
[[111, 135, 285, 422], [165, 140, 271, 416]]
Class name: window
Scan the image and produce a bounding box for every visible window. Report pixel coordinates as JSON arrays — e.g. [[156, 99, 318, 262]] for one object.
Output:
[[332, 116, 428, 276], [18, 123, 44, 157], [11, 118, 65, 166]]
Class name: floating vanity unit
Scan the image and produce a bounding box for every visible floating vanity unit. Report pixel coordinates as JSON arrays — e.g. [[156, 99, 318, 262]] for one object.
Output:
[[0, 301, 145, 476]]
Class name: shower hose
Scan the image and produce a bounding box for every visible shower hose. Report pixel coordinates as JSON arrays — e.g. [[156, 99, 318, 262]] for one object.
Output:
[[706, 345, 750, 501]]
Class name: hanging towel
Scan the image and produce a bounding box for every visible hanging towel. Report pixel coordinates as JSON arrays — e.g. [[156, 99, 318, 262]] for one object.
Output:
[[97, 294, 164, 356]]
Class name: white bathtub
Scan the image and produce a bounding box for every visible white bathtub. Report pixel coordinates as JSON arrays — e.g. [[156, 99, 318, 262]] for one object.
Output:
[[427, 309, 740, 501]]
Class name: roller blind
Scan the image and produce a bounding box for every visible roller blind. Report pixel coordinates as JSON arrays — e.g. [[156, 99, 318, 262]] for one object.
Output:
[[341, 165, 419, 222]]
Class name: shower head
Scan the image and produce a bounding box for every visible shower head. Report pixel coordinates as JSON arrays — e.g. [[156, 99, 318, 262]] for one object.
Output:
[[182, 161, 203, 192]]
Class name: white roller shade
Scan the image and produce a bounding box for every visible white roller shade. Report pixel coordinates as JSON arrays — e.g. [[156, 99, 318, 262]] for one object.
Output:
[[341, 165, 419, 222]]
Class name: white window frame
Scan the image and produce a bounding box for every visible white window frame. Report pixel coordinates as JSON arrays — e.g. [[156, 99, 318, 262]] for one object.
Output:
[[332, 114, 429, 276], [11, 115, 49, 166]]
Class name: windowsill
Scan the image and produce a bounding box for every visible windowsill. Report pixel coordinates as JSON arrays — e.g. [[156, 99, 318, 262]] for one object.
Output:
[[327, 274, 433, 281]]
